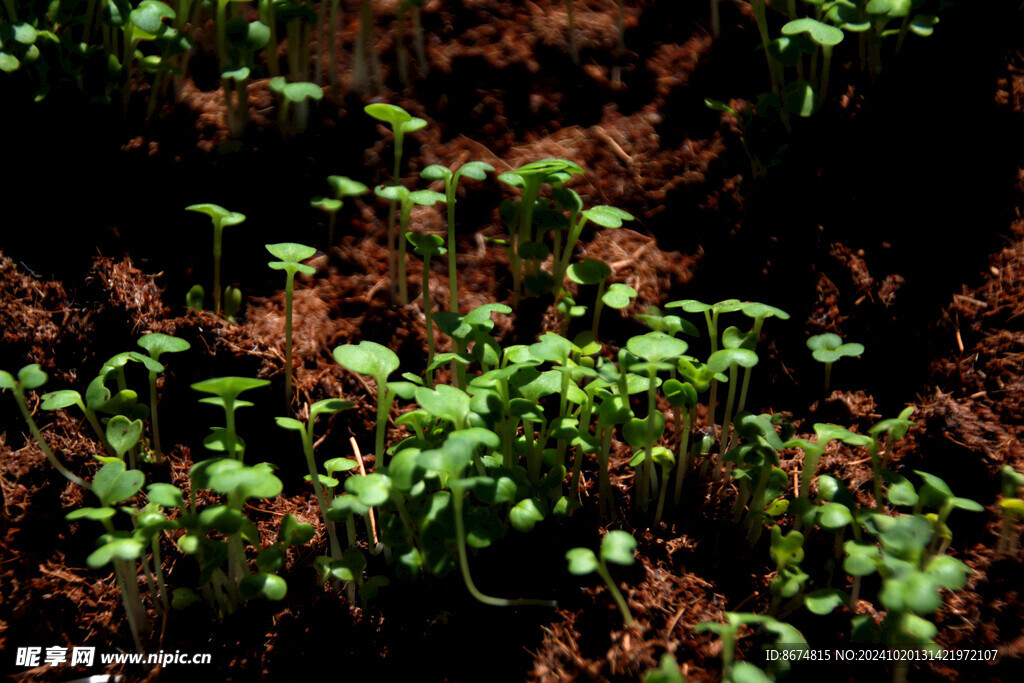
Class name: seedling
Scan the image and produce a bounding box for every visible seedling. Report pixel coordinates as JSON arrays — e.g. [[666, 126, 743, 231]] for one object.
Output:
[[67, 461, 148, 651], [643, 654, 685, 683], [365, 103, 425, 182], [106, 414, 144, 468], [40, 388, 115, 458], [276, 399, 355, 562], [781, 18, 844, 105], [707, 346, 758, 480], [406, 232, 447, 383], [266, 242, 317, 407], [374, 184, 445, 305], [552, 199, 634, 293], [137, 333, 190, 460], [191, 376, 270, 461], [420, 161, 494, 312], [695, 612, 806, 682], [807, 332, 863, 393], [567, 259, 637, 339], [626, 331, 688, 510], [269, 78, 323, 136], [498, 158, 584, 306], [333, 341, 418, 465], [185, 204, 246, 315], [565, 530, 637, 625], [998, 466, 1024, 555], [1, 365, 89, 489], [311, 175, 369, 247]]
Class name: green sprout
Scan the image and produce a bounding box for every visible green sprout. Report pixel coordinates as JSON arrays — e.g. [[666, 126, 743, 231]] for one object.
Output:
[[365, 103, 426, 181], [333, 341, 417, 466], [276, 399, 355, 563], [67, 461, 148, 651], [998, 466, 1024, 555], [186, 285, 204, 311], [695, 613, 806, 682], [310, 175, 369, 248], [185, 203, 246, 315], [191, 377, 270, 462], [625, 331, 688, 510], [137, 333, 190, 460], [406, 232, 447, 383], [807, 333, 863, 393], [643, 653, 686, 683], [269, 78, 323, 136], [781, 18, 844, 106], [420, 161, 494, 313], [708, 346, 758, 482], [40, 387, 115, 459], [266, 242, 317, 408], [565, 530, 637, 626], [567, 259, 637, 339], [498, 158, 584, 306], [105, 414, 144, 469], [2, 365, 89, 489], [374, 185, 445, 306]]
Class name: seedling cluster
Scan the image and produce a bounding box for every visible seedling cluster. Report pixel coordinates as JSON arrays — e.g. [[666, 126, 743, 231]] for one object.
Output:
[[0, 96, 1007, 683]]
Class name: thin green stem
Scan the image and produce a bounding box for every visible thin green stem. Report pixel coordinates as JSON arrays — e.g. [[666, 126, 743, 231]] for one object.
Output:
[[284, 272, 295, 408], [15, 388, 89, 489], [213, 226, 224, 314], [148, 372, 163, 460], [595, 560, 633, 625]]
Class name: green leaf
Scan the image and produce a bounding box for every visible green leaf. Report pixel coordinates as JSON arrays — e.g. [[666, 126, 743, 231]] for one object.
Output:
[[805, 588, 846, 615], [421, 164, 453, 182], [509, 498, 546, 532], [626, 332, 688, 363], [364, 102, 412, 127], [415, 385, 471, 427], [147, 482, 184, 508], [106, 415, 143, 458], [137, 333, 190, 361], [17, 364, 47, 390], [328, 175, 369, 198], [66, 507, 117, 522], [207, 461, 283, 500], [333, 341, 399, 383], [781, 17, 845, 46], [186, 203, 246, 229], [266, 242, 317, 264], [93, 461, 144, 506], [567, 258, 611, 285], [643, 654, 685, 683], [603, 283, 637, 310], [240, 573, 287, 600], [565, 547, 598, 575], [345, 473, 391, 506], [409, 190, 446, 206], [41, 390, 83, 411], [818, 502, 853, 530], [582, 205, 634, 228], [192, 376, 269, 402], [87, 538, 145, 568], [601, 530, 637, 566]]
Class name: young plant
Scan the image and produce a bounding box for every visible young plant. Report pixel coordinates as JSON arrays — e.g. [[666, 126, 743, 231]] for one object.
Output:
[[565, 530, 637, 625], [406, 232, 446, 384], [67, 461, 148, 651], [333, 341, 417, 466], [694, 612, 806, 682], [998, 465, 1024, 555], [276, 399, 355, 562], [137, 333, 191, 460], [269, 78, 323, 136], [1, 365, 89, 489], [807, 333, 863, 393], [266, 242, 317, 408], [40, 388, 115, 459], [498, 158, 584, 306], [625, 331, 689, 510], [311, 175, 369, 247], [420, 161, 494, 313], [707, 346, 759, 480], [567, 259, 637, 339], [185, 203, 247, 315], [191, 377, 271, 461], [781, 18, 844, 106], [373, 185, 445, 305], [106, 414, 144, 469]]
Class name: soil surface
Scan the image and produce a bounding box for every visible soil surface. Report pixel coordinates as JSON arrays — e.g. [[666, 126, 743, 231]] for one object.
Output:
[[2, 1, 1024, 681]]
